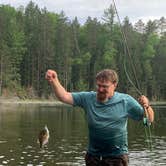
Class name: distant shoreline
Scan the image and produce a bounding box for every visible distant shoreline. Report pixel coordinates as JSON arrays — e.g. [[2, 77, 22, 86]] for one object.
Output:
[[0, 98, 165, 106], [0, 98, 68, 106]]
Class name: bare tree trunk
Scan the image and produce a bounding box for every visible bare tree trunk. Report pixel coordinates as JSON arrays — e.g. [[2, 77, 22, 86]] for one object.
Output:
[[0, 53, 2, 96]]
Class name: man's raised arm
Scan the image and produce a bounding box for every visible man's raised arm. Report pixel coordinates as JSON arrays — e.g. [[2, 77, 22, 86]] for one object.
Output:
[[45, 69, 74, 105]]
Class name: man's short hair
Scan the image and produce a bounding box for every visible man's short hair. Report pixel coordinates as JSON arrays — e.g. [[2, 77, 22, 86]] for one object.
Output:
[[96, 69, 119, 84]]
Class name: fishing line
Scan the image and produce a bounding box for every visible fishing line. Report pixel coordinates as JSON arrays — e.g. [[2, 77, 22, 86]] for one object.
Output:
[[123, 57, 142, 96], [112, 0, 141, 93], [111, 0, 153, 159]]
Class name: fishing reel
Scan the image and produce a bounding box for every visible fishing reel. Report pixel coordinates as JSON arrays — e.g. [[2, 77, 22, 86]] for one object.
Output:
[[143, 117, 151, 126]]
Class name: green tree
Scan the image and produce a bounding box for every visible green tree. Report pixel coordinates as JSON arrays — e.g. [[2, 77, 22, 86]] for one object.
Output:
[[0, 5, 26, 96], [84, 17, 103, 89], [152, 33, 166, 100], [54, 11, 72, 90]]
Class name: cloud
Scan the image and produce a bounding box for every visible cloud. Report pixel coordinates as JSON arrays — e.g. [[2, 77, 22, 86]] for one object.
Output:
[[114, 0, 166, 23], [0, 0, 165, 24]]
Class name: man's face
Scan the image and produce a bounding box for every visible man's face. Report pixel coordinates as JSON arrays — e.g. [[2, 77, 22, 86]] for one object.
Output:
[[96, 80, 117, 102]]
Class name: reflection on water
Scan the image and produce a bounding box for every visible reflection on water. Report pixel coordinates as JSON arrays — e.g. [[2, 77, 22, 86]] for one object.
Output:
[[0, 103, 166, 165], [0, 104, 87, 166]]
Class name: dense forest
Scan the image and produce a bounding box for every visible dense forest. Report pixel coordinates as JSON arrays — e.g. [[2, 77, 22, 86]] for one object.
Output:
[[0, 1, 166, 101]]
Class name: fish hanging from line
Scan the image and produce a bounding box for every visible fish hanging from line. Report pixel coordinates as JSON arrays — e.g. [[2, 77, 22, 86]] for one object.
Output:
[[38, 125, 50, 148]]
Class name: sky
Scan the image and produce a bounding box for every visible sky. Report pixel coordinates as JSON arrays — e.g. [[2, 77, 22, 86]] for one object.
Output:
[[0, 0, 166, 24]]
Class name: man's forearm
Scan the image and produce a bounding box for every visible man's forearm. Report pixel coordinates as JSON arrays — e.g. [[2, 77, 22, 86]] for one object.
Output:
[[50, 79, 73, 105]]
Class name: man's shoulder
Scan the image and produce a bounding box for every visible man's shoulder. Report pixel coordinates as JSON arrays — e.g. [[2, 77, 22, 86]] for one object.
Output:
[[115, 92, 129, 98], [71, 91, 96, 101], [72, 91, 96, 96], [71, 91, 96, 107], [114, 92, 135, 103]]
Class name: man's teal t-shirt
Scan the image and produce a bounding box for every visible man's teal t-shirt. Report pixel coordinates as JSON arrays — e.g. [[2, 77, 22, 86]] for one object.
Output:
[[72, 91, 144, 157]]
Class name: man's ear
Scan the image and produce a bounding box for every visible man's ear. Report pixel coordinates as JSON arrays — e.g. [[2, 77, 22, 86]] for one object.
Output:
[[114, 83, 118, 89]]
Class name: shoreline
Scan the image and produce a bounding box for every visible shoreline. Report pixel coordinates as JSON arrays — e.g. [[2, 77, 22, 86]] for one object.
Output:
[[0, 98, 68, 106], [0, 98, 165, 106]]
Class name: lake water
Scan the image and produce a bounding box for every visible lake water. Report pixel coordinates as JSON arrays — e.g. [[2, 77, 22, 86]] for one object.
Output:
[[0, 103, 166, 166]]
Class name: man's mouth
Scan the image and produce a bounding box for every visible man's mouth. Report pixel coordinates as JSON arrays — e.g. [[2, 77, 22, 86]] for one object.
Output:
[[97, 92, 107, 102]]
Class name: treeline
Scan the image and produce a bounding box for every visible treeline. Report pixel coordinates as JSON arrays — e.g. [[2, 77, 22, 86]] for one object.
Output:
[[0, 1, 166, 100]]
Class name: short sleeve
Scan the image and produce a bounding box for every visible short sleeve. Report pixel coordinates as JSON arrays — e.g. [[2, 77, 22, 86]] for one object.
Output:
[[126, 95, 144, 121], [71, 92, 92, 107]]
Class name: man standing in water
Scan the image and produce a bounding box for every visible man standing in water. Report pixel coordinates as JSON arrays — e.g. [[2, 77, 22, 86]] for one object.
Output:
[[45, 69, 154, 166]]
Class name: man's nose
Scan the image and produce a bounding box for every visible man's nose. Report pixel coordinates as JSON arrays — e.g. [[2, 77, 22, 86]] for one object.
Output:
[[98, 87, 105, 92]]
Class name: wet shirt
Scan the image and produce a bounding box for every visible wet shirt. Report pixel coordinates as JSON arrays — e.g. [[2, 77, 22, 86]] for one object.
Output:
[[72, 91, 144, 157]]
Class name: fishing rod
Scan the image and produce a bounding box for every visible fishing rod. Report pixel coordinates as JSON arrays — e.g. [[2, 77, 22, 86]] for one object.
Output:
[[112, 0, 142, 95], [111, 0, 153, 154]]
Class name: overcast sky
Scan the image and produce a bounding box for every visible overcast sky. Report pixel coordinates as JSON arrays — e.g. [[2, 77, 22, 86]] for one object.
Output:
[[1, 0, 166, 24]]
